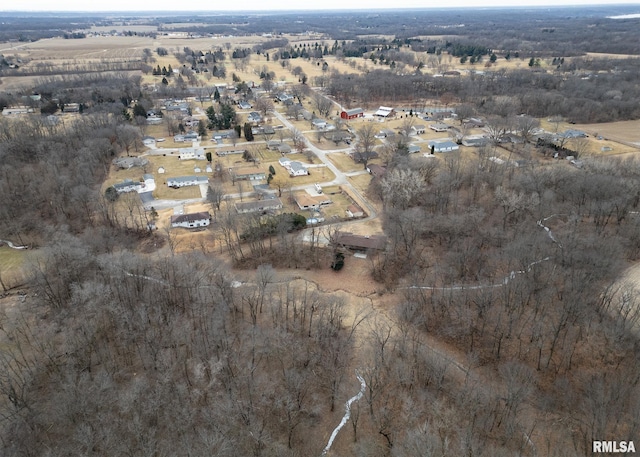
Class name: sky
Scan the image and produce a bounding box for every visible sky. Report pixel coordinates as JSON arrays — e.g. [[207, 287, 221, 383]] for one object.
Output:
[[1, 0, 640, 12]]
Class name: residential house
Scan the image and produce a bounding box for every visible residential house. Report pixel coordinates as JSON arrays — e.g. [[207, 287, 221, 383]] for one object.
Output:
[[428, 140, 459, 153], [367, 164, 387, 178], [235, 198, 283, 214], [312, 118, 328, 130], [277, 93, 293, 103], [170, 212, 211, 229], [464, 117, 485, 129], [326, 131, 352, 144], [179, 147, 206, 160], [429, 123, 450, 132], [461, 136, 488, 147], [113, 179, 143, 193], [142, 136, 156, 146], [376, 128, 395, 139], [341, 108, 364, 120], [230, 167, 266, 182], [266, 140, 282, 150], [346, 204, 364, 218], [248, 111, 263, 123], [278, 143, 292, 154], [294, 193, 332, 211], [288, 161, 309, 177], [167, 176, 208, 188], [238, 101, 252, 109], [278, 157, 292, 168], [412, 125, 426, 135], [407, 144, 421, 154], [216, 148, 246, 157], [183, 117, 200, 128], [334, 232, 387, 251]]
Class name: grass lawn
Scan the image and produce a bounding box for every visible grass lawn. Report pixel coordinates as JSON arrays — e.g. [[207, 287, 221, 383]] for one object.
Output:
[[154, 184, 203, 200], [327, 152, 363, 173], [348, 174, 373, 193]]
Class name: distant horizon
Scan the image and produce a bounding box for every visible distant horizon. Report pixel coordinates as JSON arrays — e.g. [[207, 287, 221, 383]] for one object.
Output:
[[1, 1, 640, 13]]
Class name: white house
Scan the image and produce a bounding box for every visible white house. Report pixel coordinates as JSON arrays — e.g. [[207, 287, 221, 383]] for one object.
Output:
[[312, 118, 328, 130], [113, 179, 143, 193], [429, 123, 450, 132], [288, 161, 309, 177], [179, 147, 206, 160], [428, 140, 459, 153], [412, 125, 426, 134], [170, 212, 211, 229], [167, 176, 208, 188], [279, 157, 292, 168]]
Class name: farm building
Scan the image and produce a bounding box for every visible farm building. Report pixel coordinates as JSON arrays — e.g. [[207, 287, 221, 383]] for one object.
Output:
[[170, 212, 211, 229], [167, 176, 208, 188], [341, 108, 364, 119], [374, 106, 395, 118]]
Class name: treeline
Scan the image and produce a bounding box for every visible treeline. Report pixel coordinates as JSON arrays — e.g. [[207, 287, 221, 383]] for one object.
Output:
[[0, 75, 148, 244], [364, 145, 640, 453], [327, 62, 640, 122], [0, 60, 141, 77]]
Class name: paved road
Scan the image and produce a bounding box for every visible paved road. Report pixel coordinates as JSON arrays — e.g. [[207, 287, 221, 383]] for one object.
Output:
[[272, 110, 378, 221], [140, 109, 378, 226]]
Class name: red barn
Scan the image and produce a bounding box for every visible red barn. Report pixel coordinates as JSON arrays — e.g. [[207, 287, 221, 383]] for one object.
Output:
[[340, 107, 364, 120]]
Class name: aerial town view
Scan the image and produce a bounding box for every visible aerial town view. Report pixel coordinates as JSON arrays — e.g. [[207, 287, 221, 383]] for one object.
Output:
[[1, 2, 640, 455]]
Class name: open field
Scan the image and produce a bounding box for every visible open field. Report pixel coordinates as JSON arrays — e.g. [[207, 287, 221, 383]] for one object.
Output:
[[0, 246, 31, 289], [574, 119, 640, 146]]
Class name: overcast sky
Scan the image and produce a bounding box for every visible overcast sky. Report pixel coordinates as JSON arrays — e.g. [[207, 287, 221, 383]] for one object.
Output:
[[2, 0, 640, 12]]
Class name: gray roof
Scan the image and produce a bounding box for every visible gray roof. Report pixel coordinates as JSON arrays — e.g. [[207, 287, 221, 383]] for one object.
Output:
[[167, 175, 208, 184], [289, 161, 307, 173], [235, 198, 283, 213]]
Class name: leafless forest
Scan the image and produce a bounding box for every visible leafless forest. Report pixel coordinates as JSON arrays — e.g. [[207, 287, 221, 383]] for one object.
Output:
[[2, 6, 640, 457]]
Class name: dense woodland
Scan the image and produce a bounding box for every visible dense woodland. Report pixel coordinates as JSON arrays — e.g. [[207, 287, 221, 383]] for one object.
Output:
[[2, 8, 640, 457]]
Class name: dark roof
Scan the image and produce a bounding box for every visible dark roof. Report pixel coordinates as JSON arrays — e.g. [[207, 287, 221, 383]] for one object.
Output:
[[170, 212, 211, 224], [367, 164, 387, 176], [335, 232, 387, 250]]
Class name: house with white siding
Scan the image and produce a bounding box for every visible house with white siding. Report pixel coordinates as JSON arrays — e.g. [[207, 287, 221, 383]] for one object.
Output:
[[170, 212, 211, 229], [167, 176, 208, 188]]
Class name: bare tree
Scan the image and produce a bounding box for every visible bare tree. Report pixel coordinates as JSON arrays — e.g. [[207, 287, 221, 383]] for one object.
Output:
[[291, 128, 306, 154], [353, 124, 378, 169], [312, 92, 333, 117]]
